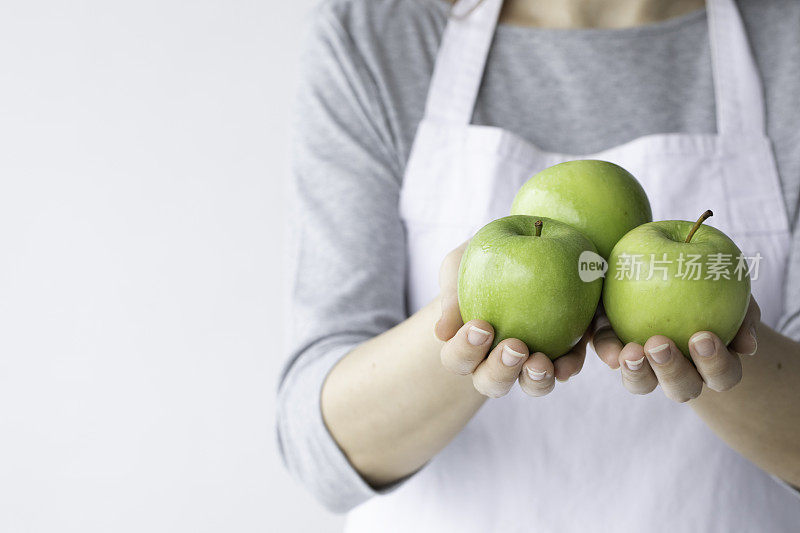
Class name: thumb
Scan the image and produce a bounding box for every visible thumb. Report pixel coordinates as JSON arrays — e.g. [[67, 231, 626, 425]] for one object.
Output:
[[435, 241, 469, 341], [435, 290, 463, 341]]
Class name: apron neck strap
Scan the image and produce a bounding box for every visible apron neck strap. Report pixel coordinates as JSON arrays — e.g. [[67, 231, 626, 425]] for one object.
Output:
[[707, 0, 766, 135], [423, 0, 504, 124], [424, 0, 766, 136]]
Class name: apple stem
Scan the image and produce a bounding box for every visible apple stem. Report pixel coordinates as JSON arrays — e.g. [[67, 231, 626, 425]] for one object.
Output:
[[534, 220, 543, 237], [685, 210, 713, 243]]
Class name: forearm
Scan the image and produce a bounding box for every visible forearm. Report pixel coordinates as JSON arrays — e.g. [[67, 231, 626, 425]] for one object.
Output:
[[320, 298, 486, 487], [691, 324, 800, 486]]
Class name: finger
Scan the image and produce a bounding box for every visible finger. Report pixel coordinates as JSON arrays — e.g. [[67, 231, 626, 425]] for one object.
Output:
[[592, 323, 623, 370], [618, 343, 657, 395], [434, 242, 469, 341], [519, 352, 556, 397], [728, 297, 760, 356], [553, 331, 589, 382], [643, 336, 704, 403], [440, 320, 494, 375], [688, 332, 743, 392], [472, 338, 529, 398], [434, 291, 463, 342], [438, 241, 468, 292]]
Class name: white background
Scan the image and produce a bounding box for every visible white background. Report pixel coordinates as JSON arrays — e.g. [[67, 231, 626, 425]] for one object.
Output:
[[0, 1, 343, 531]]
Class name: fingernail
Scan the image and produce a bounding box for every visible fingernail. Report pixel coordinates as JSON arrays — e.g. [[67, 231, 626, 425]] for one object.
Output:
[[690, 333, 715, 357], [648, 343, 672, 365], [624, 356, 645, 371], [526, 367, 548, 381], [747, 326, 758, 355], [467, 326, 490, 346], [501, 346, 526, 367]]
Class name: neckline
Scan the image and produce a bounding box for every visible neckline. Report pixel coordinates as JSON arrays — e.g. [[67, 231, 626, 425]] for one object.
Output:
[[423, 0, 765, 136], [431, 0, 707, 39]]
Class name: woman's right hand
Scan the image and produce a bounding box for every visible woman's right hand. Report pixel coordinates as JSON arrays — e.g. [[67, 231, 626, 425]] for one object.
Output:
[[434, 242, 590, 398]]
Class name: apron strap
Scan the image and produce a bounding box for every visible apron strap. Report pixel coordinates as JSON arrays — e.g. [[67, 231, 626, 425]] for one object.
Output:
[[423, 0, 504, 125], [707, 0, 766, 135], [423, 0, 766, 136]]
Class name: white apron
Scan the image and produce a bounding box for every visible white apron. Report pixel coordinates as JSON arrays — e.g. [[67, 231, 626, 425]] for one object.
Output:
[[346, 0, 798, 531]]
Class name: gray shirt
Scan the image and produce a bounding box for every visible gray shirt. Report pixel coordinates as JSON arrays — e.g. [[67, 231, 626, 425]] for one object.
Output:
[[277, 0, 800, 512]]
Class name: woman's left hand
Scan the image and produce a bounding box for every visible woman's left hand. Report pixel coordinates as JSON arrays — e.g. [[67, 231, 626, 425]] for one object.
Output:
[[591, 296, 761, 402]]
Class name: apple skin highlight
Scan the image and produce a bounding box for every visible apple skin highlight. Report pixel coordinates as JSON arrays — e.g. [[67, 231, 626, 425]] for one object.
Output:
[[458, 215, 602, 359], [512, 160, 652, 259], [603, 219, 751, 357]]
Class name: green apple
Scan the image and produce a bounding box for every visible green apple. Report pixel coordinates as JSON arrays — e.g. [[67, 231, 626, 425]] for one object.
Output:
[[458, 215, 602, 359], [603, 211, 751, 356], [511, 160, 653, 258]]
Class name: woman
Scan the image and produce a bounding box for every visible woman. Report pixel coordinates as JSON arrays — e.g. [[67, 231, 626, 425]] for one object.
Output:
[[278, 0, 800, 531]]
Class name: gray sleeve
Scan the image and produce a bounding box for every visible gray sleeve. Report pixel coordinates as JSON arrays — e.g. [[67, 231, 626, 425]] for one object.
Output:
[[276, 1, 409, 513]]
